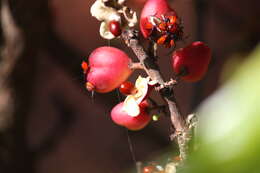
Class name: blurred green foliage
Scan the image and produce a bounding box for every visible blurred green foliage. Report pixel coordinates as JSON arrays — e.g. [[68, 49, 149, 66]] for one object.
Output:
[[181, 44, 260, 173]]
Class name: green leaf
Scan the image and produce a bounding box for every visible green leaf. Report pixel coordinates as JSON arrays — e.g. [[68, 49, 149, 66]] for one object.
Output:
[[181, 45, 260, 173]]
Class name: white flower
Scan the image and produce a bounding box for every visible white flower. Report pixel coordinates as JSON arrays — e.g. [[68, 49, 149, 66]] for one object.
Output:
[[123, 76, 156, 117], [90, 0, 137, 39]]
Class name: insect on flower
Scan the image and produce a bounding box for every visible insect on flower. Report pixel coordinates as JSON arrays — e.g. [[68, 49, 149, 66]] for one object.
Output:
[[145, 14, 184, 48]]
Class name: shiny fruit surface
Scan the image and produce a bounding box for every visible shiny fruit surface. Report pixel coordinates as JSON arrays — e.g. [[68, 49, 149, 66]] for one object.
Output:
[[119, 81, 137, 95], [86, 46, 132, 92], [108, 20, 122, 37], [172, 41, 211, 82], [111, 101, 151, 130]]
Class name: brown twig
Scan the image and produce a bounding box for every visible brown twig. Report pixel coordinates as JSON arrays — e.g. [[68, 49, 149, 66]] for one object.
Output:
[[121, 29, 191, 161], [129, 62, 144, 70]]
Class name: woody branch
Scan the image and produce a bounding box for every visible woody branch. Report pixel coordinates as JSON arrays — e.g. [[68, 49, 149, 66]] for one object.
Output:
[[121, 29, 191, 161]]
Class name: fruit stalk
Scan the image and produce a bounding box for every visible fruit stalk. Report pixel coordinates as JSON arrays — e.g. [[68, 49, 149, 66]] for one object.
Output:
[[121, 29, 190, 161]]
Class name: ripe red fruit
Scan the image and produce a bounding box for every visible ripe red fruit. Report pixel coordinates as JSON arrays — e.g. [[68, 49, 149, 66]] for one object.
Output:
[[108, 20, 122, 37], [119, 81, 137, 95], [85, 46, 132, 93], [111, 101, 151, 131], [172, 41, 211, 82], [140, 0, 177, 38]]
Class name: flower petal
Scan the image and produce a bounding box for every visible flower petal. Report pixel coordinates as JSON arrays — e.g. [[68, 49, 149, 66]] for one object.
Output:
[[99, 22, 115, 39], [123, 96, 140, 117], [134, 76, 149, 103]]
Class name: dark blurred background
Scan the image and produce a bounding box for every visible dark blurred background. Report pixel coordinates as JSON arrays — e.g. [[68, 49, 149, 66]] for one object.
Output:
[[0, 0, 259, 173]]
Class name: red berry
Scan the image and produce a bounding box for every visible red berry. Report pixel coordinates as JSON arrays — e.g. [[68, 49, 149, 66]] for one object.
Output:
[[86, 47, 133, 93], [111, 101, 151, 131], [119, 81, 137, 95], [108, 21, 122, 37], [172, 41, 211, 82], [140, 0, 177, 38], [140, 0, 183, 48]]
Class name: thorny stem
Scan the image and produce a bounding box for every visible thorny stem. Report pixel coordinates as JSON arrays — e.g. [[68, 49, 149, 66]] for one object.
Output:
[[121, 29, 191, 162]]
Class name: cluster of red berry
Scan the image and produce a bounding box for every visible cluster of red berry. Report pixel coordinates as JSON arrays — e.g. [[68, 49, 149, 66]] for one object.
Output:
[[82, 0, 212, 131]]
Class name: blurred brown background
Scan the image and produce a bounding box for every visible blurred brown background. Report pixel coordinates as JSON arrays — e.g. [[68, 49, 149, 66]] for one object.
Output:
[[0, 0, 259, 173]]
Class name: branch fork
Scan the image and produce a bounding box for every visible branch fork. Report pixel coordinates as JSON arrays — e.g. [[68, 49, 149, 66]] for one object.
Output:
[[155, 79, 177, 91]]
